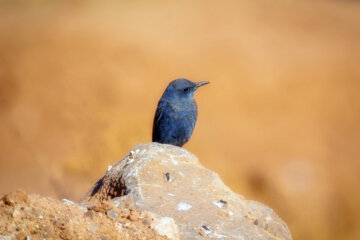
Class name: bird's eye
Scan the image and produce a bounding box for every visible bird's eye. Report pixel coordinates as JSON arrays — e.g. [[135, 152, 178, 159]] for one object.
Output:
[[183, 87, 190, 93]]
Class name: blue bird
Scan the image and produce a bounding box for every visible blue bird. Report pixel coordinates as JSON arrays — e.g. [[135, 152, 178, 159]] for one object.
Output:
[[152, 78, 209, 147]]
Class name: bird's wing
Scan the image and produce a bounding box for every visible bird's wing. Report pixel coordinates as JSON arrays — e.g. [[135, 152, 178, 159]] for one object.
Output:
[[152, 101, 170, 142], [153, 101, 167, 127]]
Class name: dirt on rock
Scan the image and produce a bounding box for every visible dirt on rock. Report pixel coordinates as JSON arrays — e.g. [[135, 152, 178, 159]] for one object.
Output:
[[0, 190, 168, 240]]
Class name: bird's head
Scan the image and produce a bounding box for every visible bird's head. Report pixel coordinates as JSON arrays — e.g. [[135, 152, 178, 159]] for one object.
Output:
[[161, 78, 209, 102]]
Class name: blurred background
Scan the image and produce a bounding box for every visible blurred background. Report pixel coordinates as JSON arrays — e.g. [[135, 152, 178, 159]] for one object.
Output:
[[0, 0, 359, 239]]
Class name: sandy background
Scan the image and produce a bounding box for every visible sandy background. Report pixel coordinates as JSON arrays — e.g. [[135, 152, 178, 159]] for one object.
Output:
[[0, 0, 359, 239]]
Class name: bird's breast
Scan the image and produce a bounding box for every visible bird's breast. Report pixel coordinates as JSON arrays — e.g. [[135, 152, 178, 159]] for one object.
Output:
[[168, 101, 197, 119], [169, 100, 197, 111]]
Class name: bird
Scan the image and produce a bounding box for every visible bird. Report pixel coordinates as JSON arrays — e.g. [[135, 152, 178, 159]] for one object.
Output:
[[152, 78, 209, 147]]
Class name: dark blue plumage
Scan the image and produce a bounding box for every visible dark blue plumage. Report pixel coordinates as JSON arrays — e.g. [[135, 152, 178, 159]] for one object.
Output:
[[152, 78, 209, 147]]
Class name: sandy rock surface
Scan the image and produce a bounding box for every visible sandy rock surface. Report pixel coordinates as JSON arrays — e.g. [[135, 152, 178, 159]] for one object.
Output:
[[0, 190, 168, 240], [83, 143, 292, 240]]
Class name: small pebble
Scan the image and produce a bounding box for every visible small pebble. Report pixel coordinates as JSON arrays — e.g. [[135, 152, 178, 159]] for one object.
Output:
[[107, 210, 117, 220], [0, 236, 12, 240], [61, 199, 74, 205], [165, 173, 174, 182], [84, 210, 94, 219], [128, 209, 139, 221], [177, 202, 192, 211], [201, 225, 212, 235], [88, 223, 99, 233], [11, 208, 21, 218]]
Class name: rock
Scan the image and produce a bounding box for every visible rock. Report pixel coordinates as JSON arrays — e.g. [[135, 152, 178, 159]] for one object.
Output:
[[151, 217, 180, 240], [11, 208, 21, 219], [82, 143, 292, 240], [128, 209, 140, 221], [2, 190, 28, 206], [106, 209, 118, 220], [87, 223, 99, 233], [0, 235, 12, 240], [61, 198, 74, 205]]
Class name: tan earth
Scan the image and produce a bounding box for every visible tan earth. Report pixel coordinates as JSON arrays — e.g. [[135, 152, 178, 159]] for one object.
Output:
[[0, 190, 168, 240]]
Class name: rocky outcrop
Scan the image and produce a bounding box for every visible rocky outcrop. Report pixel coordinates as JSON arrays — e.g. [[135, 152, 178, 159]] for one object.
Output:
[[0, 143, 292, 240], [82, 143, 292, 240]]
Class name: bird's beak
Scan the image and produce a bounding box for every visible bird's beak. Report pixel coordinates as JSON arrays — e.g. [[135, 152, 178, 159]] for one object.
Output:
[[195, 81, 210, 88]]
